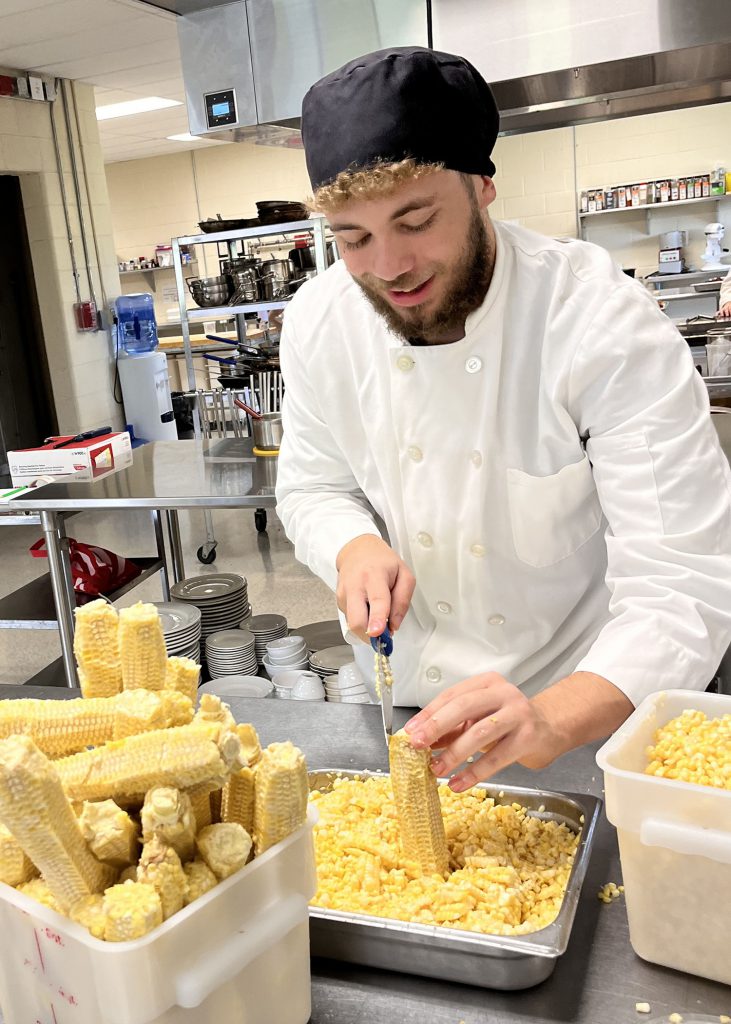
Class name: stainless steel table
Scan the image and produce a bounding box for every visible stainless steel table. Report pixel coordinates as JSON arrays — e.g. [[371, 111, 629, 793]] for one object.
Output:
[[11, 440, 276, 687], [1, 692, 728, 1024]]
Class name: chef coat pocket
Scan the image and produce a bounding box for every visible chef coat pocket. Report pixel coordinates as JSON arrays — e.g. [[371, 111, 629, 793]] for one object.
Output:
[[507, 455, 602, 568]]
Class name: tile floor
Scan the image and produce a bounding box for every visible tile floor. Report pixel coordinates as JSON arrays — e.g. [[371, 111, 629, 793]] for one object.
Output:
[[0, 506, 338, 685]]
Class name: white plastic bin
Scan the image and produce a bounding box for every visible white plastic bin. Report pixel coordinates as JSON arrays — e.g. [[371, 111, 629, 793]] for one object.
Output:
[[596, 690, 731, 984], [0, 808, 317, 1024]]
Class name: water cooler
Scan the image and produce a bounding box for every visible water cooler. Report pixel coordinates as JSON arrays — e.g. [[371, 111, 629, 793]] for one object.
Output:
[[115, 293, 177, 442]]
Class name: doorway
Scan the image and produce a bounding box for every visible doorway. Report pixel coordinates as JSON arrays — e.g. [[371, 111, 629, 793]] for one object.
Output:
[[0, 174, 56, 484]]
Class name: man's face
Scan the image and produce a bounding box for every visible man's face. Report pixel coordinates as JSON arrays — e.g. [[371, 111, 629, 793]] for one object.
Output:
[[327, 170, 496, 343]]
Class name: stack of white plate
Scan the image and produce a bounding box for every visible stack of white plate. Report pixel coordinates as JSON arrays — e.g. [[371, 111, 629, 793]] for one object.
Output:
[[205, 629, 258, 677], [325, 662, 372, 703], [198, 675, 273, 699], [170, 574, 250, 641], [149, 601, 202, 662], [262, 635, 308, 677], [247, 613, 288, 665], [309, 645, 354, 680]]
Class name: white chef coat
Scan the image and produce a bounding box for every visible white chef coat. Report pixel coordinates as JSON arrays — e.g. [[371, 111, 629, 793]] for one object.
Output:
[[719, 267, 731, 308], [276, 220, 731, 708]]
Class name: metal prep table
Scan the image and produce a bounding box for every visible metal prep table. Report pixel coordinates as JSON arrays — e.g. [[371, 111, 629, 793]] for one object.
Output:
[[1, 690, 728, 1024], [10, 439, 276, 688]]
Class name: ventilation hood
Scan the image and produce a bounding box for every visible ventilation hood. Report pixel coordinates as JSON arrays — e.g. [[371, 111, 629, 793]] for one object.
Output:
[[163, 0, 731, 142]]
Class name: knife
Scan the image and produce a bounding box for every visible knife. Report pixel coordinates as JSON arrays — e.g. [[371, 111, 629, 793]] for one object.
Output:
[[48, 426, 113, 449], [370, 626, 394, 740]]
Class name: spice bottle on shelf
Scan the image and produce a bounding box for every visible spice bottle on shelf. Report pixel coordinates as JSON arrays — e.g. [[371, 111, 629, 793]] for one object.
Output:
[[588, 190, 596, 213], [580, 191, 589, 213], [679, 178, 687, 200], [702, 174, 711, 197], [694, 177, 702, 198], [618, 186, 627, 209], [638, 182, 648, 205]]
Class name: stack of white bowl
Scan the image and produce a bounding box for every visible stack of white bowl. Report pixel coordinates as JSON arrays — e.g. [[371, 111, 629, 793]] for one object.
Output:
[[261, 635, 308, 678], [205, 628, 258, 677], [269, 669, 325, 701], [247, 614, 288, 665], [170, 574, 250, 642], [324, 662, 372, 703], [150, 602, 202, 663]]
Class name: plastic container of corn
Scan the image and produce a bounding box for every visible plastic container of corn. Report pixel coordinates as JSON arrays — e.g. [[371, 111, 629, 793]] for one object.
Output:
[[596, 689, 731, 985], [0, 808, 317, 1024]]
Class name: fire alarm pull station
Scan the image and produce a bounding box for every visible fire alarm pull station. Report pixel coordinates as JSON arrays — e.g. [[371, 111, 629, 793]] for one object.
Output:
[[73, 299, 98, 332]]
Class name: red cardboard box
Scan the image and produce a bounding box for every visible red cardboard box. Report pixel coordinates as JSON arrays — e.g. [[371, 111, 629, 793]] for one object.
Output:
[[8, 432, 132, 485]]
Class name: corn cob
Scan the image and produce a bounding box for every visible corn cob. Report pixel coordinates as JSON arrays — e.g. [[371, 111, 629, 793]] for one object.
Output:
[[252, 741, 308, 855], [112, 689, 193, 740], [164, 656, 200, 705], [221, 724, 261, 834], [55, 723, 242, 803], [194, 693, 236, 730], [0, 736, 116, 911], [0, 823, 37, 886], [183, 858, 218, 905], [79, 800, 139, 868], [137, 836, 186, 920], [103, 880, 162, 941], [120, 603, 168, 691], [141, 787, 196, 863], [69, 894, 106, 939], [74, 600, 122, 698], [388, 730, 449, 877], [18, 877, 61, 912], [196, 823, 252, 880], [189, 788, 212, 830]]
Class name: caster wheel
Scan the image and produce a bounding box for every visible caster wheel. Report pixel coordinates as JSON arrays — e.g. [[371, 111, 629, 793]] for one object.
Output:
[[255, 510, 267, 533], [197, 545, 217, 564]]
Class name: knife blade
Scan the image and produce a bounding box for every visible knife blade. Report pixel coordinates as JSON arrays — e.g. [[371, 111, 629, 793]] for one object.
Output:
[[370, 626, 394, 740]]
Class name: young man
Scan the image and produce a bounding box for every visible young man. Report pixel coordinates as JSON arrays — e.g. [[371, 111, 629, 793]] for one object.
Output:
[[275, 47, 731, 789]]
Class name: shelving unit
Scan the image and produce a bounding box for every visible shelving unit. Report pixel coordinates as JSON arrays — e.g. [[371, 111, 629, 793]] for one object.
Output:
[[119, 259, 198, 291], [579, 193, 730, 239]]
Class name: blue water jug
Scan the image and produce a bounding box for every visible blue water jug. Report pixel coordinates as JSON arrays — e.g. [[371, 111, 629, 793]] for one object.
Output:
[[115, 293, 158, 354]]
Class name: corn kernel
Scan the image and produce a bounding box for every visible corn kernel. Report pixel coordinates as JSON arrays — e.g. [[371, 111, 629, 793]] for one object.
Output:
[[635, 1003, 651, 1014]]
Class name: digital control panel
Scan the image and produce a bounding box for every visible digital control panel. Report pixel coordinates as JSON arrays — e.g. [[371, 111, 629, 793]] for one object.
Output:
[[204, 89, 237, 129]]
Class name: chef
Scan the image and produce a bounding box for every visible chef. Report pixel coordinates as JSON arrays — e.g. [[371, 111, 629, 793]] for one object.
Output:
[[275, 47, 731, 788], [717, 265, 731, 317]]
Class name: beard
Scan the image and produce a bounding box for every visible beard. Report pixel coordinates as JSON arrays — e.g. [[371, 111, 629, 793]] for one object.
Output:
[[352, 200, 494, 345]]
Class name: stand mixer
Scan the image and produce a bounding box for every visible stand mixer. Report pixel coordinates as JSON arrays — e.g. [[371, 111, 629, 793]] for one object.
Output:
[[701, 222, 729, 270]]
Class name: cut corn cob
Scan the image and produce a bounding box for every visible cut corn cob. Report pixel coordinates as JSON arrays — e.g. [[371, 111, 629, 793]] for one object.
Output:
[[388, 730, 449, 877], [103, 880, 162, 941], [189, 788, 212, 830], [0, 736, 116, 911], [196, 823, 252, 880], [79, 800, 139, 868], [194, 693, 236, 730], [17, 877, 61, 911], [164, 656, 200, 705], [119, 603, 168, 691], [141, 787, 196, 863], [252, 741, 308, 855], [221, 724, 261, 833], [112, 689, 193, 740], [137, 836, 186, 920], [69, 894, 106, 939], [74, 600, 122, 698], [183, 858, 218, 905], [0, 823, 37, 886], [55, 722, 242, 803]]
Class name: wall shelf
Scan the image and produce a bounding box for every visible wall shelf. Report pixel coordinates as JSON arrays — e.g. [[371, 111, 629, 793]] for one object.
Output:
[[579, 193, 730, 239]]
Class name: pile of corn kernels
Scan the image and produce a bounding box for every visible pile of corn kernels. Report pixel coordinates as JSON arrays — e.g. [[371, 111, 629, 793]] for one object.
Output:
[[645, 710, 731, 790]]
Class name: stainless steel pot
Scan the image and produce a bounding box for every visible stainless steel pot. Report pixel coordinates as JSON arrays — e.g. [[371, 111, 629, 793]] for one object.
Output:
[[257, 273, 276, 301], [228, 268, 259, 303], [187, 275, 232, 307], [251, 412, 283, 450]]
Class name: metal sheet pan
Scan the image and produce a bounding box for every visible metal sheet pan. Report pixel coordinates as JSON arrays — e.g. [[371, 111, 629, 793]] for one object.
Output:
[[308, 769, 602, 990]]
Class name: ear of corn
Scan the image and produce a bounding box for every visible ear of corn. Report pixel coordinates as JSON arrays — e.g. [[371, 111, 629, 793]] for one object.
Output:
[[221, 724, 261, 834], [102, 880, 162, 941], [79, 800, 139, 868], [0, 736, 116, 911], [388, 730, 449, 878], [73, 600, 122, 699], [54, 722, 242, 803], [188, 788, 212, 831], [183, 858, 218, 905], [0, 823, 37, 887], [119, 603, 168, 692], [164, 657, 200, 705], [112, 689, 193, 740], [69, 894, 106, 939], [253, 741, 308, 855], [196, 822, 252, 880], [137, 836, 186, 920], [235, 723, 262, 766], [141, 787, 196, 863], [194, 693, 236, 730]]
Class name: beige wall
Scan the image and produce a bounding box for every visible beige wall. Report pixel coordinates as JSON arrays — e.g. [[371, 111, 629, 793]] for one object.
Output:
[[0, 84, 122, 435], [106, 101, 731, 285]]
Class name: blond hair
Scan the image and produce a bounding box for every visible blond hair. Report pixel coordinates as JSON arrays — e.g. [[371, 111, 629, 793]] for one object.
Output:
[[310, 158, 445, 212]]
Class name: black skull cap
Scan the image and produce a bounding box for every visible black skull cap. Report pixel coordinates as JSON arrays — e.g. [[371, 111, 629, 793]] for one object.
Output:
[[302, 46, 499, 190]]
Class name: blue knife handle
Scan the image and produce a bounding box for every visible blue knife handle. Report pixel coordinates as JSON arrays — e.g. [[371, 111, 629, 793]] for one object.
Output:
[[370, 626, 393, 657]]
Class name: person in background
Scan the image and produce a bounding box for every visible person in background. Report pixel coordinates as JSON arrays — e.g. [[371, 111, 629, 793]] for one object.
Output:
[[717, 265, 731, 317], [276, 47, 731, 791]]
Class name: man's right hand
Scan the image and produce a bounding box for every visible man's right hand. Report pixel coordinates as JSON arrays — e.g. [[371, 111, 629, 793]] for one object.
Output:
[[335, 535, 416, 641], [718, 301, 731, 319]]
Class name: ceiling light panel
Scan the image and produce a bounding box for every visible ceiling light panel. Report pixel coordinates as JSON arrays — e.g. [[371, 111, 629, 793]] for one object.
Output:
[[96, 96, 182, 120]]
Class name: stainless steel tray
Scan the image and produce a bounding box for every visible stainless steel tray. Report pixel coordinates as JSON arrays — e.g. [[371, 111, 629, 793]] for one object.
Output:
[[308, 768, 602, 990]]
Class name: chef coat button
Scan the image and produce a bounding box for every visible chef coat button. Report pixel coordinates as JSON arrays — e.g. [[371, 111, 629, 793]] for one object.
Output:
[[407, 446, 423, 462], [417, 531, 433, 548], [470, 450, 483, 468], [396, 355, 415, 372], [470, 543, 486, 558], [465, 356, 482, 374], [436, 601, 452, 614], [488, 614, 506, 626], [426, 666, 442, 684]]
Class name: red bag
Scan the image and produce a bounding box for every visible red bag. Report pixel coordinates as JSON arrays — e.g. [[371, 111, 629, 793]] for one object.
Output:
[[30, 538, 142, 601]]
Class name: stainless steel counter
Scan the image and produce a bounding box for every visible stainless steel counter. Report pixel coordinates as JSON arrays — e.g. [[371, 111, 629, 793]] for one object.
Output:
[[5, 689, 730, 1024]]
